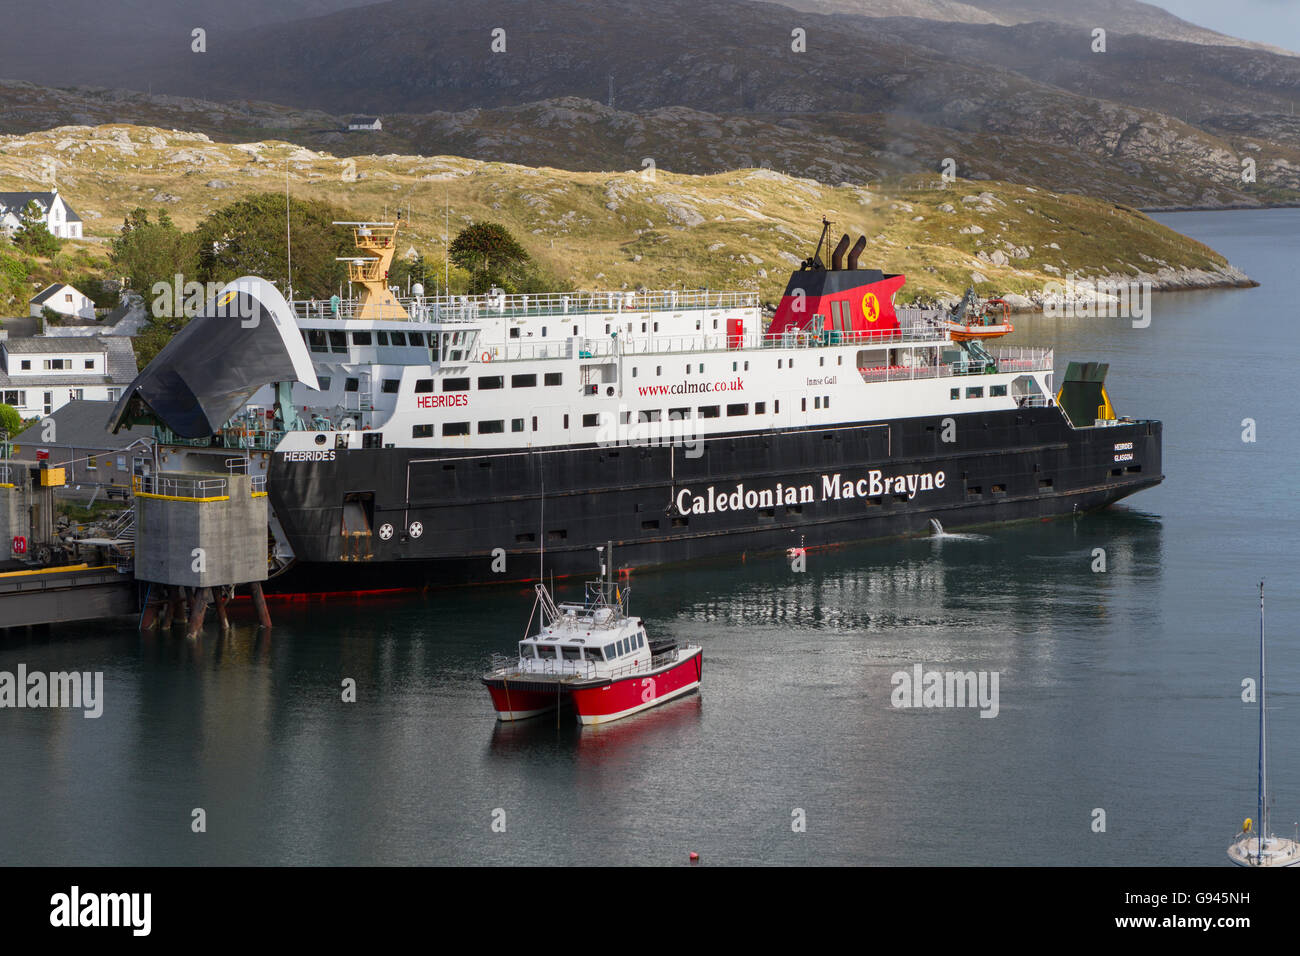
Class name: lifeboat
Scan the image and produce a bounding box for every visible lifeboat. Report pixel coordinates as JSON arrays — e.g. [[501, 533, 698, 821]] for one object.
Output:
[[945, 297, 1014, 341]]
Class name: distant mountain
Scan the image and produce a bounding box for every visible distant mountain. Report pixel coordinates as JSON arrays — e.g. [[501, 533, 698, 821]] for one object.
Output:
[[783, 0, 1294, 55]]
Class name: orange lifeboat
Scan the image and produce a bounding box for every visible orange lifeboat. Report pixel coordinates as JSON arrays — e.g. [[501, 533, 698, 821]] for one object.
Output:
[[945, 297, 1014, 341]]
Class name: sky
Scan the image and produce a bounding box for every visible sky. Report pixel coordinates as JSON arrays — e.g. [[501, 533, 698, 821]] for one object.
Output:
[[1154, 0, 1300, 54]]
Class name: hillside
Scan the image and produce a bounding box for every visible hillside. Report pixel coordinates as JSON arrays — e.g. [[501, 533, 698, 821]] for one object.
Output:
[[3, 0, 1290, 211], [0, 124, 1248, 313]]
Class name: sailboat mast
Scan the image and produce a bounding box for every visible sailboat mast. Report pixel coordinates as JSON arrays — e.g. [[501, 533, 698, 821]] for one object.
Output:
[[1259, 580, 1267, 858]]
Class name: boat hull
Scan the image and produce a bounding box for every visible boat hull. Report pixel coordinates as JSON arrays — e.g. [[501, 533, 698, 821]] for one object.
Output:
[[483, 682, 562, 722], [265, 406, 1162, 592], [570, 648, 704, 725]]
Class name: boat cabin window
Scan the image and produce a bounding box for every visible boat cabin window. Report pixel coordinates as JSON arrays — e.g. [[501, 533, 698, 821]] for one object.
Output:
[[536, 645, 558, 660], [329, 330, 348, 353], [352, 331, 372, 346], [584, 647, 605, 661], [604, 643, 616, 659], [561, 646, 582, 662], [518, 642, 535, 659], [409, 333, 425, 346], [391, 332, 407, 346]]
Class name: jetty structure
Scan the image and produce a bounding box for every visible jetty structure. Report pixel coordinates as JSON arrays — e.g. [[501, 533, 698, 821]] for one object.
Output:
[[104, 217, 1162, 595]]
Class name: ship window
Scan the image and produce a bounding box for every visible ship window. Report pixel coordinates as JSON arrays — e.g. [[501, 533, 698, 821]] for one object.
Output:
[[669, 407, 691, 420], [345, 378, 359, 392], [727, 403, 748, 416], [778, 359, 783, 369], [638, 409, 661, 422], [620, 410, 631, 425], [638, 633, 645, 648], [819, 357, 825, 367], [732, 362, 738, 372], [991, 384, 1007, 397], [390, 332, 407, 346], [604, 643, 616, 659], [562, 646, 582, 662], [409, 333, 425, 346], [583, 413, 600, 427], [633, 367, 638, 378], [516, 532, 536, 543], [512, 374, 537, 388], [755, 402, 766, 414], [545, 372, 563, 386], [307, 330, 329, 353], [478, 375, 504, 390], [838, 355, 842, 365], [376, 331, 390, 345], [585, 647, 605, 661], [774, 400, 780, 413], [443, 422, 470, 436], [713, 319, 718, 330], [698, 405, 720, 419], [548, 529, 567, 541], [352, 331, 372, 346], [801, 398, 807, 412], [824, 396, 830, 409], [443, 377, 470, 392], [537, 645, 558, 660], [563, 415, 569, 429], [519, 643, 534, 659], [328, 330, 348, 353], [412, 424, 433, 438], [509, 327, 520, 339], [382, 379, 399, 393], [414, 379, 434, 393], [478, 420, 504, 434], [951, 388, 960, 400], [532, 416, 538, 431], [642, 519, 659, 530], [512, 418, 525, 432], [318, 377, 332, 390], [966, 387, 983, 399], [814, 397, 820, 409]]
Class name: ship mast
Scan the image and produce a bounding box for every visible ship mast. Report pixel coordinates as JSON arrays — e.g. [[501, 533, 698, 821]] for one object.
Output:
[[1259, 580, 1268, 860], [333, 220, 409, 320]]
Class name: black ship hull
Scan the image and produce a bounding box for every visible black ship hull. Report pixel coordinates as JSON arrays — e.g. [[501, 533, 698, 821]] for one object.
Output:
[[265, 406, 1162, 593]]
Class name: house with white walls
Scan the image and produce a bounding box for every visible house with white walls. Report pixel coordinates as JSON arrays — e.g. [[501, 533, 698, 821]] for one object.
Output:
[[29, 283, 96, 321], [0, 188, 84, 239]]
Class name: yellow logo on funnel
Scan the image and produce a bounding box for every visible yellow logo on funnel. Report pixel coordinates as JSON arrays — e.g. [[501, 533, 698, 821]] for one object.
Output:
[[862, 292, 880, 322]]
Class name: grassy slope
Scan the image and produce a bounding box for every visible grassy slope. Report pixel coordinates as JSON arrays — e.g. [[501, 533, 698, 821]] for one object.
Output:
[[0, 125, 1232, 309]]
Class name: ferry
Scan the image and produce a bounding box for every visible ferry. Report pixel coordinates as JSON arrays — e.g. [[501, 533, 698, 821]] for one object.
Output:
[[108, 217, 1163, 592], [481, 546, 703, 724]]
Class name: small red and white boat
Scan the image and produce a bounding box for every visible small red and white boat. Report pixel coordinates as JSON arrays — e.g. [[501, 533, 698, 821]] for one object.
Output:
[[482, 547, 702, 725], [938, 290, 1015, 341]]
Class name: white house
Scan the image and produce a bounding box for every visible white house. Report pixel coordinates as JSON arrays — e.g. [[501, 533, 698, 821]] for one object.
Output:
[[29, 283, 96, 321], [347, 116, 382, 132], [0, 332, 137, 418], [0, 188, 83, 240]]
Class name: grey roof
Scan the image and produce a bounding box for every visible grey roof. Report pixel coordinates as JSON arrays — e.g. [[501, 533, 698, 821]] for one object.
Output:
[[0, 336, 136, 388], [0, 190, 82, 223], [12, 400, 139, 450], [29, 283, 88, 306], [349, 116, 380, 124], [4, 335, 107, 353]]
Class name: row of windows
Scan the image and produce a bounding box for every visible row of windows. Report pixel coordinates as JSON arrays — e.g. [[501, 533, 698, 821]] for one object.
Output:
[[12, 358, 96, 371], [415, 372, 565, 393], [520, 630, 645, 663], [303, 329, 429, 354], [412, 398, 841, 438], [950, 385, 1009, 400]]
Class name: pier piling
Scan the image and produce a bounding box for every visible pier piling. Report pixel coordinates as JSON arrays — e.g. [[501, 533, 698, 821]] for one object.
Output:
[[215, 587, 230, 631], [250, 582, 272, 630]]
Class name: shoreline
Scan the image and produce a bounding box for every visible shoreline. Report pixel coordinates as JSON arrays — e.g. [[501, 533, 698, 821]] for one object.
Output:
[[1140, 202, 1300, 213]]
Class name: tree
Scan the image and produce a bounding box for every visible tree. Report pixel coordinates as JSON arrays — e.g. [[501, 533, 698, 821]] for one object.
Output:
[[13, 201, 60, 257], [194, 193, 356, 299], [109, 208, 197, 298], [0, 403, 22, 438], [448, 222, 532, 294]]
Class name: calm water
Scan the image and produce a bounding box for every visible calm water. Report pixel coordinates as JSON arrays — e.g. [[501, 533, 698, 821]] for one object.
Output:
[[2, 209, 1297, 866]]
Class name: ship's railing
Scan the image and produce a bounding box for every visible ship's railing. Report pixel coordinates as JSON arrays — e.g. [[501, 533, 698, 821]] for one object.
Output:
[[487, 654, 599, 681], [857, 346, 1054, 383], [133, 474, 229, 501], [291, 289, 760, 323], [155, 424, 286, 451]]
